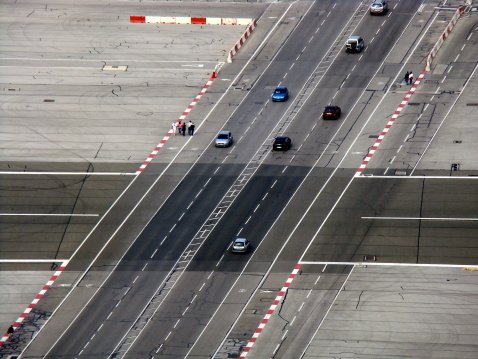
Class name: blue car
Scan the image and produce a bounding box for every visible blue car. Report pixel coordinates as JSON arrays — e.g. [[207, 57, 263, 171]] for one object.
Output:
[[271, 86, 289, 102]]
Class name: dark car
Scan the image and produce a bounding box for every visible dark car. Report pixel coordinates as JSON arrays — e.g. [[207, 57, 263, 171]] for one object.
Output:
[[231, 238, 250, 253], [271, 86, 289, 102], [322, 105, 342, 120], [272, 136, 292, 151], [370, 0, 388, 15]]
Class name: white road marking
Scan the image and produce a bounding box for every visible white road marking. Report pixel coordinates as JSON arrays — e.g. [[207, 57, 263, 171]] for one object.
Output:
[[298, 302, 305, 312], [290, 316, 297, 326], [321, 264, 327, 273], [213, 167, 220, 175], [362, 216, 478, 221], [454, 54, 460, 62], [397, 145, 403, 153], [160, 236, 168, 246], [447, 65, 453, 73], [106, 311, 113, 320], [262, 193, 269, 201], [150, 248, 158, 259], [384, 167, 389, 175], [282, 166, 288, 174], [216, 254, 225, 267], [245, 216, 252, 224], [169, 223, 177, 233], [441, 75, 447, 83], [306, 289, 312, 298], [461, 44, 466, 51], [187, 201, 194, 210], [141, 263, 148, 271], [207, 271, 214, 280], [199, 283, 206, 292], [308, 36, 313, 43], [314, 275, 321, 285], [281, 329, 289, 341], [165, 331, 172, 341], [178, 212, 185, 221], [204, 177, 212, 187], [173, 319, 181, 329], [271, 179, 278, 188], [0, 213, 99, 217], [194, 188, 203, 199], [191, 294, 198, 303], [0, 171, 134, 176], [253, 204, 260, 213], [132, 276, 139, 284], [390, 155, 396, 163], [289, 63, 295, 70], [182, 306, 190, 316], [283, 72, 288, 79]]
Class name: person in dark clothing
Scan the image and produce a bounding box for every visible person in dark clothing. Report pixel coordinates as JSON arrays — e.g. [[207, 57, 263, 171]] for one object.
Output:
[[190, 122, 195, 136], [181, 122, 186, 136], [404, 71, 409, 85], [7, 325, 14, 334]]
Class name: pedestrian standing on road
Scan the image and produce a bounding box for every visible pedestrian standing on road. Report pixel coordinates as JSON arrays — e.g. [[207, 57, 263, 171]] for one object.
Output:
[[181, 122, 186, 136], [187, 120, 193, 135], [409, 71, 414, 85], [404, 71, 409, 85], [172, 121, 178, 136], [190, 122, 195, 136], [7, 325, 14, 334]]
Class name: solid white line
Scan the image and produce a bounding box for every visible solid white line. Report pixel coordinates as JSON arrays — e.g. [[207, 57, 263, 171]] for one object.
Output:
[[0, 171, 135, 176], [0, 213, 99, 217], [299, 267, 355, 358], [362, 216, 478, 221], [0, 259, 68, 263], [412, 61, 478, 174], [0, 57, 216, 63], [356, 175, 477, 179], [299, 261, 478, 268]]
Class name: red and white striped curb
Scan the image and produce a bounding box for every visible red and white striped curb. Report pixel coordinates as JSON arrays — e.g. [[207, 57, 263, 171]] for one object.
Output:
[[0, 260, 69, 347], [426, 6, 465, 71], [239, 263, 302, 358], [227, 20, 257, 63], [355, 70, 426, 176], [135, 73, 217, 175], [130, 15, 253, 26]]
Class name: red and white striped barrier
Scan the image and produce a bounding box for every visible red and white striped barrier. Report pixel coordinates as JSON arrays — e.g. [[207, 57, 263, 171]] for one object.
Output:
[[227, 19, 257, 63], [135, 72, 218, 174], [355, 70, 426, 175], [426, 6, 465, 71], [130, 15, 253, 25], [0, 260, 69, 347], [239, 263, 302, 358]]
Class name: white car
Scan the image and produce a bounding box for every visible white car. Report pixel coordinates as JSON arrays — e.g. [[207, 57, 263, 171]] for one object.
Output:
[[370, 0, 388, 15], [231, 238, 250, 253]]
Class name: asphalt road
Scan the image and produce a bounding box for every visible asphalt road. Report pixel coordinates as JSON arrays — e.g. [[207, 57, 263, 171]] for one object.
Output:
[[9, 0, 478, 358]]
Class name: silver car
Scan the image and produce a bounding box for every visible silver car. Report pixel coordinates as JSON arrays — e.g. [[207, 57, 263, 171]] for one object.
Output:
[[215, 130, 233, 147], [231, 238, 250, 253], [370, 0, 388, 15]]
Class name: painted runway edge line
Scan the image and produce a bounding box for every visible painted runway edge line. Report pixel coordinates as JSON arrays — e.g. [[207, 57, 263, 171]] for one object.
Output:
[[354, 70, 426, 176], [134, 73, 217, 175], [239, 263, 301, 358], [0, 260, 69, 347]]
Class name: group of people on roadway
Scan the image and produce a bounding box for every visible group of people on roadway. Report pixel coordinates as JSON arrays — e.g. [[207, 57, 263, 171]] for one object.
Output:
[[172, 120, 195, 136]]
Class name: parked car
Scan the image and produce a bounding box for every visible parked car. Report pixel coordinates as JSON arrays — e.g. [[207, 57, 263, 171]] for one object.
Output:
[[231, 238, 250, 253], [370, 0, 388, 15], [272, 136, 292, 151], [271, 86, 289, 102], [215, 130, 233, 147], [345, 36, 364, 53], [322, 105, 342, 120]]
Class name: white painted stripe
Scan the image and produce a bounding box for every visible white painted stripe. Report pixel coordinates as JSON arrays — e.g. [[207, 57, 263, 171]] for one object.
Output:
[[0, 213, 99, 217], [0, 171, 135, 176], [362, 216, 478, 221]]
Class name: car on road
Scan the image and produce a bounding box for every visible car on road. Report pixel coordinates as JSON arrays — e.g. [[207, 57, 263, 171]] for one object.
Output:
[[345, 36, 364, 53], [215, 130, 233, 147], [272, 136, 292, 151], [271, 86, 289, 102], [231, 237, 250, 253], [322, 105, 342, 120], [369, 0, 388, 15]]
